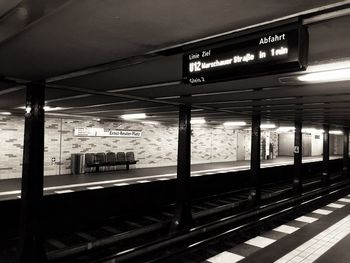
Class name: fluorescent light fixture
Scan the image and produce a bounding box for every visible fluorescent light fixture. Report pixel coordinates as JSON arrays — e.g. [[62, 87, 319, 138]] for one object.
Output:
[[276, 126, 295, 133], [314, 129, 324, 133], [329, 130, 343, 135], [280, 60, 350, 84], [307, 60, 350, 72], [18, 106, 65, 112], [121, 113, 146, 120], [142, 121, 159, 125], [302, 128, 323, 134], [223, 121, 246, 126], [0, 112, 11, 115], [43, 106, 65, 111], [260, 123, 276, 129], [302, 128, 316, 133], [298, 68, 350, 83], [191, 118, 206, 124]]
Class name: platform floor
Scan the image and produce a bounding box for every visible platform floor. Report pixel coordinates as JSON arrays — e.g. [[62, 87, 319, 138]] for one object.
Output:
[[0, 155, 341, 201], [204, 193, 350, 263]]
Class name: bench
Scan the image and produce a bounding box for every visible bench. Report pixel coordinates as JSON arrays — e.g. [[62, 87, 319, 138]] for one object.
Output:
[[84, 152, 139, 173]]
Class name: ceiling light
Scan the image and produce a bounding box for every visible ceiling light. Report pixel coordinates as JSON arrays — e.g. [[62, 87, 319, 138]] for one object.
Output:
[[315, 129, 324, 133], [260, 123, 276, 129], [223, 121, 247, 126], [307, 60, 350, 72], [302, 128, 325, 134], [18, 106, 65, 112], [297, 68, 350, 83], [329, 130, 343, 135], [142, 121, 159, 125], [275, 126, 295, 133], [43, 106, 65, 111], [280, 60, 350, 84], [302, 128, 316, 133], [121, 113, 146, 120], [191, 118, 206, 124], [0, 112, 11, 115]]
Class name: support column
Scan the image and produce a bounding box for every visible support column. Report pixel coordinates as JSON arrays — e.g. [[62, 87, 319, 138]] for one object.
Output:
[[172, 104, 192, 230], [343, 127, 349, 178], [322, 125, 330, 186], [248, 110, 261, 205], [293, 121, 303, 193], [17, 82, 47, 263]]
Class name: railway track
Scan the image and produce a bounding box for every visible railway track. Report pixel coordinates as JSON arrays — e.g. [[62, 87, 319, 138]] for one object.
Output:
[[46, 173, 344, 262], [0, 171, 346, 263]]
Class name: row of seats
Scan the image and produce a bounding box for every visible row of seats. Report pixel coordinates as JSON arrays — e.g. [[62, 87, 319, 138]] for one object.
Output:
[[85, 152, 138, 172]]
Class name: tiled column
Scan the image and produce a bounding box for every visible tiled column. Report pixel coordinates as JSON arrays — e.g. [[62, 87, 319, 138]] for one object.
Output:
[[17, 82, 47, 263], [322, 125, 330, 185], [293, 120, 303, 194], [172, 104, 192, 230]]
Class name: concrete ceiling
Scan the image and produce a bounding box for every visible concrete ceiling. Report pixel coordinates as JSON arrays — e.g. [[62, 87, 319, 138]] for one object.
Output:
[[0, 0, 350, 128]]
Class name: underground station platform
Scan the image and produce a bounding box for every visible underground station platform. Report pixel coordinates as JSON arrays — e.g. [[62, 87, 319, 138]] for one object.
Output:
[[1, 1, 350, 263]]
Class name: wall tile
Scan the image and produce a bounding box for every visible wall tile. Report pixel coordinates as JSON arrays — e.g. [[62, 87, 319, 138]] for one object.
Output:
[[0, 116, 279, 179]]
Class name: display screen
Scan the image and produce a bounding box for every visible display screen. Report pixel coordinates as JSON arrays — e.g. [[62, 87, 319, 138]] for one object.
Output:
[[183, 24, 308, 85]]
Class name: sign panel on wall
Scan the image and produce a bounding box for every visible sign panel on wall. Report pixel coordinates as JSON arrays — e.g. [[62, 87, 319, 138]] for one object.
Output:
[[74, 128, 142, 138], [183, 23, 308, 85]]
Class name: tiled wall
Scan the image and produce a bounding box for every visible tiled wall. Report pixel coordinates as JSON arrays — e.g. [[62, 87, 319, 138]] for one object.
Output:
[[0, 116, 24, 179], [212, 128, 237, 162], [59, 119, 179, 174], [191, 127, 238, 163], [1, 116, 282, 179]]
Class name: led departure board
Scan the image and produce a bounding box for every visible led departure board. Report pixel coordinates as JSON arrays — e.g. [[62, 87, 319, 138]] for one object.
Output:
[[183, 24, 308, 85]]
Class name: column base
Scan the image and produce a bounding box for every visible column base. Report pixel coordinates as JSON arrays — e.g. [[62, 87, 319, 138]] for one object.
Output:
[[293, 178, 303, 194], [342, 167, 348, 177], [248, 189, 260, 206], [321, 172, 330, 186], [170, 205, 193, 232]]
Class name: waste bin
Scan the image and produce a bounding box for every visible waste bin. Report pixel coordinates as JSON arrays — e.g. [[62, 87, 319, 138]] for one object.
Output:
[[71, 153, 85, 174]]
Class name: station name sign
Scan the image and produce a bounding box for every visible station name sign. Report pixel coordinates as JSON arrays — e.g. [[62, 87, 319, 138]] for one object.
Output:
[[183, 24, 308, 85], [74, 128, 142, 138]]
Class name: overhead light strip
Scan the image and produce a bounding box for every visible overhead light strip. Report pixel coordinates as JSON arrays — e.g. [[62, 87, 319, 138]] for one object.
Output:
[[297, 68, 350, 83], [121, 113, 147, 120]]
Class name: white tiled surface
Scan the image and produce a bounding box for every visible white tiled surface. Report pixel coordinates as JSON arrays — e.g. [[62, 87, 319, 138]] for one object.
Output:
[[295, 216, 318, 223], [338, 198, 350, 203], [327, 203, 345, 209], [207, 251, 244, 263], [205, 197, 347, 263], [275, 215, 350, 263], [312, 209, 333, 215], [205, 195, 348, 263], [274, 225, 300, 234], [245, 236, 276, 248]]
